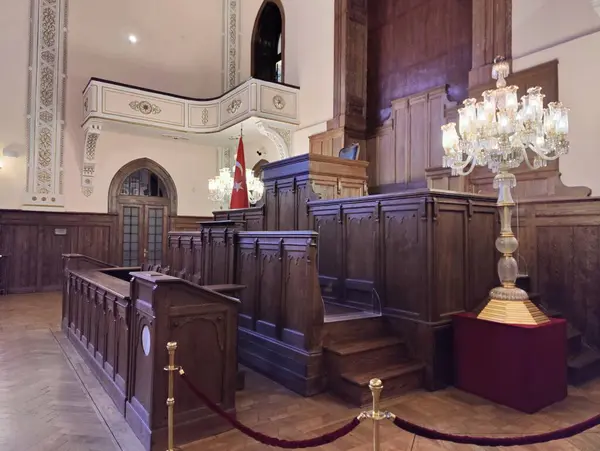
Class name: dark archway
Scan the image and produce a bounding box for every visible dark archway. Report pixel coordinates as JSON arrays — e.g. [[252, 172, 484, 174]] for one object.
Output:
[[251, 0, 285, 83], [252, 158, 269, 179], [108, 158, 178, 266]]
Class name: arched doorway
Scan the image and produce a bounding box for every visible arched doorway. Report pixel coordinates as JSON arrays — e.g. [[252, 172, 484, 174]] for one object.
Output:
[[251, 0, 285, 83], [108, 159, 177, 267]]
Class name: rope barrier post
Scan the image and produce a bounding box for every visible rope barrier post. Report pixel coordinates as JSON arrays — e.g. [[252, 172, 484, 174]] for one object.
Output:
[[164, 342, 180, 451], [369, 378, 384, 451]]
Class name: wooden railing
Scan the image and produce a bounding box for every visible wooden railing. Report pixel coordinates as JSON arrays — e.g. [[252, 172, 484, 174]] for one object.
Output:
[[65, 268, 132, 409], [62, 258, 240, 450], [167, 227, 324, 395]]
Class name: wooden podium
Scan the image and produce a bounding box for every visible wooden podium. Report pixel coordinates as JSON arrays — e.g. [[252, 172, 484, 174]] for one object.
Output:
[[215, 153, 369, 230]]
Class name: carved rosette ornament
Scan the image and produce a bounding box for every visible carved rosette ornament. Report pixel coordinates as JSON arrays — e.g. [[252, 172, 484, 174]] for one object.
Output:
[[272, 95, 286, 110], [255, 120, 292, 159], [81, 122, 101, 197], [129, 100, 161, 115], [227, 98, 242, 115], [25, 0, 68, 208]]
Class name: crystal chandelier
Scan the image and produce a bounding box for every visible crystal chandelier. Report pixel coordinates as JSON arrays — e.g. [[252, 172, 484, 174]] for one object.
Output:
[[208, 167, 264, 209], [441, 56, 570, 326]]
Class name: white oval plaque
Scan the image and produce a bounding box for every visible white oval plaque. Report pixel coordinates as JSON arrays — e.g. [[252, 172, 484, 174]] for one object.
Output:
[[141, 325, 151, 356]]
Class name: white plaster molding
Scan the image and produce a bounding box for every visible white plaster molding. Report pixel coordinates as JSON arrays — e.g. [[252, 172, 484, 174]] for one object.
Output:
[[217, 145, 235, 171], [255, 120, 292, 160], [82, 122, 101, 197], [223, 0, 240, 91], [24, 0, 68, 209], [592, 0, 600, 17], [82, 78, 299, 139]]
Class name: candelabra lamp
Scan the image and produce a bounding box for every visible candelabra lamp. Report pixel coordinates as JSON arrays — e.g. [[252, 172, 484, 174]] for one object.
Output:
[[208, 167, 264, 209], [441, 56, 569, 325]]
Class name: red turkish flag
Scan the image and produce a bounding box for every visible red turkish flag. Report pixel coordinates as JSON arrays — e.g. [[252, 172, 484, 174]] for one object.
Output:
[[229, 136, 249, 209]]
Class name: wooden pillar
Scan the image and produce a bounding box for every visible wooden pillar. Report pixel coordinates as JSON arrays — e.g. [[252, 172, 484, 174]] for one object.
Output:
[[469, 0, 512, 89], [326, 0, 368, 147]]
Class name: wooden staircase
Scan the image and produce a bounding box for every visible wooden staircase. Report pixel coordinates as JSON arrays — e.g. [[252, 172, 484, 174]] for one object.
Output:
[[322, 311, 424, 406], [519, 277, 600, 385]]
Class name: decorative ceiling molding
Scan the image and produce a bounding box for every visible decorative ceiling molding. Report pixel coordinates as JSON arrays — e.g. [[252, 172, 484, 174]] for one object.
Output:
[[223, 0, 240, 91], [82, 122, 101, 197], [255, 120, 292, 159], [24, 0, 68, 210], [82, 77, 299, 139]]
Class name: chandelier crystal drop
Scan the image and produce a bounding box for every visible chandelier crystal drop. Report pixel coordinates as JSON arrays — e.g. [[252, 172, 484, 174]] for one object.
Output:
[[440, 56, 570, 326], [208, 167, 264, 209], [441, 57, 569, 177]]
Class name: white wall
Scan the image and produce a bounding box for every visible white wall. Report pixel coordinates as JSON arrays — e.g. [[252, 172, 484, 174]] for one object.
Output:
[[513, 0, 600, 194], [0, 0, 223, 214], [0, 0, 30, 209], [240, 0, 335, 155]]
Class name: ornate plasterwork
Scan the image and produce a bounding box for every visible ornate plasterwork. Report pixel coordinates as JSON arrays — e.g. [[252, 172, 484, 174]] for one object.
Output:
[[217, 146, 235, 171], [82, 122, 101, 197], [227, 98, 242, 115], [223, 0, 240, 91], [255, 120, 292, 159], [273, 95, 286, 110], [129, 100, 161, 115], [25, 0, 68, 209]]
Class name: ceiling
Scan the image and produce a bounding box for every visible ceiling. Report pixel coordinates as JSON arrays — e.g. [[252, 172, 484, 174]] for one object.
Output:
[[67, 0, 225, 97]]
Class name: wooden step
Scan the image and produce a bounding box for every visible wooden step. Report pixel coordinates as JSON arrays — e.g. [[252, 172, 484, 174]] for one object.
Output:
[[334, 361, 424, 406], [322, 315, 386, 346], [326, 336, 403, 356], [568, 347, 600, 385], [325, 336, 407, 375]]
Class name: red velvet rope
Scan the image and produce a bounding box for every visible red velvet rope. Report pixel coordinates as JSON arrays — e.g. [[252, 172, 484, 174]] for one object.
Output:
[[178, 372, 361, 449], [392, 413, 600, 446]]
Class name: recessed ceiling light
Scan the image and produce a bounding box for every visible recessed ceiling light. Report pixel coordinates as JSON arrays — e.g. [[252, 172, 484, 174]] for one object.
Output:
[[128, 34, 138, 44]]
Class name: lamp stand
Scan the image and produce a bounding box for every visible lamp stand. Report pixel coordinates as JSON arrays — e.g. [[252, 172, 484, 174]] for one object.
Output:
[[477, 171, 550, 325]]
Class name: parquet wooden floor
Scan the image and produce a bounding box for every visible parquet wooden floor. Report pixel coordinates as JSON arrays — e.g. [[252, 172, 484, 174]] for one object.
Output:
[[3, 292, 600, 450]]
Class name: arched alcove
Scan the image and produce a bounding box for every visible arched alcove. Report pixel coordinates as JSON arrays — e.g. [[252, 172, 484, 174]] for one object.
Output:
[[108, 158, 178, 266], [251, 0, 285, 83]]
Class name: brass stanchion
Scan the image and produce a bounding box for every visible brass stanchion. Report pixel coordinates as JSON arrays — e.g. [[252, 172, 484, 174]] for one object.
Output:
[[369, 378, 384, 451], [164, 342, 181, 451]]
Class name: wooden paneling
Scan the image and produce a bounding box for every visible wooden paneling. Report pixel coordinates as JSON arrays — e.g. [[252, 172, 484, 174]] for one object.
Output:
[[63, 262, 239, 450], [309, 128, 344, 157], [168, 215, 212, 231], [215, 154, 368, 232], [469, 0, 511, 87], [515, 198, 600, 349], [0, 210, 118, 293], [168, 227, 325, 396], [366, 0, 472, 130], [367, 87, 457, 191], [309, 189, 499, 388]]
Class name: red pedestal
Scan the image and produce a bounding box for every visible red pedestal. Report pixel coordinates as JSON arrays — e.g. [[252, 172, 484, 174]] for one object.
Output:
[[453, 313, 567, 413]]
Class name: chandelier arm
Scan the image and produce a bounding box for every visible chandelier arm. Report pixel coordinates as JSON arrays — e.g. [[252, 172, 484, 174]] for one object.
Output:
[[530, 145, 562, 161], [453, 155, 477, 176], [521, 148, 537, 170]]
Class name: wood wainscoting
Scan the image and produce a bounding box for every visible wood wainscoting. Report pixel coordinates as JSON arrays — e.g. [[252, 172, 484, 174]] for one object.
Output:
[[516, 197, 600, 349], [0, 210, 211, 294]]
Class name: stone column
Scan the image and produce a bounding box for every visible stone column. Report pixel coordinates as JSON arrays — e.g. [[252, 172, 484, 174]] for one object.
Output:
[[24, 0, 68, 209]]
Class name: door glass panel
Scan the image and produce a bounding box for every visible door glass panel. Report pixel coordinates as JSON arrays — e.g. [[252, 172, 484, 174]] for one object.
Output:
[[147, 208, 164, 265], [122, 206, 140, 266]]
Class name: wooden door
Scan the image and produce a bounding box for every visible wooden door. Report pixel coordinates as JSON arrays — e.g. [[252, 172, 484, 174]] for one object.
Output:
[[120, 203, 167, 266]]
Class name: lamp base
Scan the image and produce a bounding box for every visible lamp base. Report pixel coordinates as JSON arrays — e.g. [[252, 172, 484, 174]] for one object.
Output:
[[477, 286, 550, 325]]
